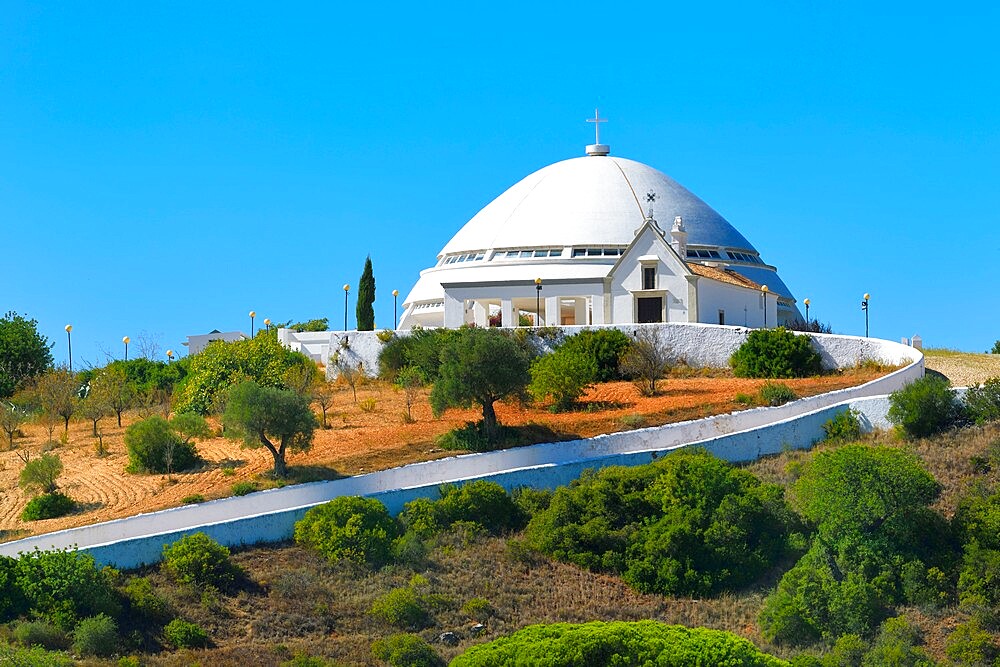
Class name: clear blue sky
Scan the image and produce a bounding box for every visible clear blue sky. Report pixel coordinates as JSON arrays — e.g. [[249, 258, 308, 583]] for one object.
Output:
[[3, 2, 998, 366]]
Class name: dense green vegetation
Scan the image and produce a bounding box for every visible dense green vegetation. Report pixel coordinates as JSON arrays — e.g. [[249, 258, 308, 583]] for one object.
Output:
[[525, 449, 797, 597], [357, 255, 377, 331], [124, 415, 202, 474], [887, 374, 964, 439], [172, 330, 315, 415], [451, 621, 789, 666], [730, 327, 822, 379], [223, 380, 318, 477], [0, 311, 53, 398]]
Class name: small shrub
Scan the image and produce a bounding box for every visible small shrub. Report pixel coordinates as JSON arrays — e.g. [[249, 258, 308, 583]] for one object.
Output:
[[730, 327, 822, 379], [369, 587, 430, 630], [281, 653, 339, 667], [359, 397, 377, 413], [221, 466, 236, 477], [734, 393, 756, 406], [231, 481, 257, 496], [371, 633, 444, 667], [163, 618, 209, 649], [991, 340, 1000, 355], [19, 453, 63, 495], [887, 375, 963, 439], [294, 496, 398, 568], [181, 494, 205, 504], [461, 597, 493, 622], [124, 416, 199, 474], [391, 531, 428, 567], [945, 618, 996, 665], [72, 614, 119, 657], [758, 381, 797, 406], [13, 620, 69, 650], [965, 377, 1000, 425], [558, 329, 631, 382], [435, 481, 527, 535], [620, 328, 671, 396], [162, 532, 237, 588], [376, 329, 395, 343], [512, 486, 552, 517], [22, 492, 75, 521], [822, 408, 863, 442], [123, 576, 170, 621], [528, 347, 596, 411], [436, 422, 496, 452], [618, 413, 646, 428]]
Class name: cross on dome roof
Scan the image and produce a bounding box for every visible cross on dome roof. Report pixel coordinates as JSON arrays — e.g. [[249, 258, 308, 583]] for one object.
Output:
[[585, 108, 610, 156]]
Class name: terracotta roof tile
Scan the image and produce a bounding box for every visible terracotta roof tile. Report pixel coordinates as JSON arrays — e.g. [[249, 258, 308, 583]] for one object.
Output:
[[689, 263, 762, 290]]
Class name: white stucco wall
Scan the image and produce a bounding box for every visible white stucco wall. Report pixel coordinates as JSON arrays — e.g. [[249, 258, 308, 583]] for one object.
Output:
[[696, 279, 772, 328], [0, 333, 922, 569]]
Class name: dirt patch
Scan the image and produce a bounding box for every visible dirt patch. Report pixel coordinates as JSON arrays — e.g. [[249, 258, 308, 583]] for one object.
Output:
[[0, 369, 887, 539]]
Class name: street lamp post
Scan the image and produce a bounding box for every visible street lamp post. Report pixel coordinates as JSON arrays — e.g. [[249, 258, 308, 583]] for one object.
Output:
[[166, 349, 174, 362], [803, 298, 810, 325], [535, 278, 543, 326], [264, 318, 271, 333], [761, 285, 769, 328], [392, 289, 399, 329], [862, 293, 870, 337], [343, 284, 350, 331], [123, 336, 130, 361], [65, 325, 73, 372], [249, 311, 256, 338]]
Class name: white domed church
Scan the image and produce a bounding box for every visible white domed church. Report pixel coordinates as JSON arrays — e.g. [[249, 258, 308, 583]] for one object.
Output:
[[399, 121, 800, 330]]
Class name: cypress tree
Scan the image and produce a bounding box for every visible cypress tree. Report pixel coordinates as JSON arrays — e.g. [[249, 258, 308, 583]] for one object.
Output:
[[356, 256, 376, 331]]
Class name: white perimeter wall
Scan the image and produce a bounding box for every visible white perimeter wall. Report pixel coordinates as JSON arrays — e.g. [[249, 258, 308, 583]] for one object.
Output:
[[0, 333, 922, 569]]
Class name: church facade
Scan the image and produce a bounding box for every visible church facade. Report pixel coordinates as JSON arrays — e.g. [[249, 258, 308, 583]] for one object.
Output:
[[398, 132, 800, 331]]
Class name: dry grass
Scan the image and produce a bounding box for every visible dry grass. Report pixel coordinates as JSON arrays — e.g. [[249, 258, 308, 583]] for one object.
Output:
[[924, 348, 1000, 387]]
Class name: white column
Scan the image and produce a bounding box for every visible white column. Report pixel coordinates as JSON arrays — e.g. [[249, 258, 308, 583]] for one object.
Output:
[[443, 293, 464, 328], [501, 299, 514, 328], [544, 296, 559, 326], [472, 301, 488, 327], [574, 298, 588, 326], [592, 293, 607, 325]]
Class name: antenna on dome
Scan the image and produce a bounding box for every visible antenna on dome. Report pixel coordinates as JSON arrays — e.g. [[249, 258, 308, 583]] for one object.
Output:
[[585, 108, 610, 156]]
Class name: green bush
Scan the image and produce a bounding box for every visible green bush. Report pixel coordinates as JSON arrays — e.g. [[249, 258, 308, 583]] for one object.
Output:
[[294, 496, 398, 568], [22, 492, 75, 521], [124, 416, 200, 474], [371, 633, 444, 667], [181, 494, 205, 504], [759, 381, 798, 406], [557, 329, 631, 382], [231, 481, 257, 496], [944, 618, 996, 665], [369, 586, 430, 630], [377, 328, 459, 382], [19, 453, 63, 495], [0, 642, 73, 666], [887, 375, 963, 439], [163, 618, 209, 648], [512, 486, 552, 517], [450, 620, 789, 666], [435, 481, 527, 535], [436, 421, 498, 452], [991, 340, 1000, 355], [122, 576, 170, 621], [461, 597, 493, 622], [162, 532, 237, 589], [0, 555, 26, 622], [822, 408, 863, 443], [529, 347, 597, 410], [862, 616, 934, 667], [730, 327, 822, 379], [13, 620, 69, 650], [526, 450, 795, 597], [964, 377, 1000, 425], [173, 330, 315, 415], [15, 549, 120, 631], [72, 614, 118, 657]]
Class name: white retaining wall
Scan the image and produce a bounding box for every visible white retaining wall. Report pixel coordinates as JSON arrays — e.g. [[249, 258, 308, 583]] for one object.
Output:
[[0, 333, 921, 569], [281, 322, 920, 381]]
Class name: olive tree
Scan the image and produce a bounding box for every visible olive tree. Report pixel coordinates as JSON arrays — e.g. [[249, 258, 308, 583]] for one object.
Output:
[[429, 328, 529, 441], [223, 381, 317, 477]]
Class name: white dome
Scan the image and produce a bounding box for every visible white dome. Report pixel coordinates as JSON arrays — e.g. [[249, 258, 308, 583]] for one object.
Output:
[[440, 155, 757, 256]]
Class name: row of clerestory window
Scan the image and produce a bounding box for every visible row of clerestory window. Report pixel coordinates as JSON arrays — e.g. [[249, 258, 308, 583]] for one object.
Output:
[[444, 252, 487, 264]]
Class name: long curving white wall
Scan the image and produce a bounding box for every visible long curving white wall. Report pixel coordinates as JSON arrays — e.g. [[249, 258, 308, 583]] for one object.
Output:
[[0, 333, 923, 569]]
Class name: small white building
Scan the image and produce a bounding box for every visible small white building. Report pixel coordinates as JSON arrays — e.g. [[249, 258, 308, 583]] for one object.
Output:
[[184, 330, 248, 355], [399, 137, 799, 330]]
